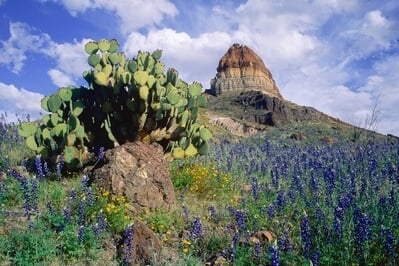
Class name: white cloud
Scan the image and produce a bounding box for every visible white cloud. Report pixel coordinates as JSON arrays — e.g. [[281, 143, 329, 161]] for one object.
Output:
[[0, 22, 54, 73], [47, 39, 90, 87], [0, 82, 44, 122], [48, 69, 74, 87], [40, 0, 178, 33]]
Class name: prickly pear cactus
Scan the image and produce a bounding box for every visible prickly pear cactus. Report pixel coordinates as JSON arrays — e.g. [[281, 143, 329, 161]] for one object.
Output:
[[19, 38, 212, 169]]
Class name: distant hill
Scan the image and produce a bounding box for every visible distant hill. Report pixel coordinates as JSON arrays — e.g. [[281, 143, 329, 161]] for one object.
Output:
[[202, 44, 396, 144]]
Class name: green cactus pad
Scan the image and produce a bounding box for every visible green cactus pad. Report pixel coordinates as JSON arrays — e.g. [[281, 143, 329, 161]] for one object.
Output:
[[199, 127, 212, 141], [59, 87, 73, 102], [41, 96, 50, 112], [102, 64, 113, 76], [147, 75, 156, 88], [108, 39, 119, 53], [48, 95, 62, 113], [26, 136, 39, 151], [53, 123, 67, 137], [84, 41, 99, 55], [134, 71, 148, 86], [50, 113, 61, 127], [128, 60, 138, 73], [72, 101, 84, 116], [198, 141, 209, 155], [97, 39, 111, 52], [88, 54, 101, 67], [196, 95, 207, 107], [154, 62, 165, 75], [184, 143, 198, 157], [75, 125, 86, 139], [172, 147, 185, 159], [42, 128, 52, 140], [139, 85, 149, 100], [68, 115, 79, 131], [188, 82, 202, 97], [18, 122, 37, 137], [167, 93, 180, 105], [67, 133, 76, 146], [108, 52, 120, 65], [151, 49, 163, 61], [94, 71, 108, 86]]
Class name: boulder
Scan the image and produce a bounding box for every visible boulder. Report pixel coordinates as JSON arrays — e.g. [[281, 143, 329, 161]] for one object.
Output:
[[208, 43, 283, 99], [90, 141, 176, 216], [120, 221, 162, 264]]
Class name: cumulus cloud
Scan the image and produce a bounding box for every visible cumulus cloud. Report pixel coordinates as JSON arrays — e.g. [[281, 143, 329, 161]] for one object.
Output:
[[47, 39, 90, 87], [0, 22, 54, 73], [40, 0, 178, 33], [0, 82, 44, 122]]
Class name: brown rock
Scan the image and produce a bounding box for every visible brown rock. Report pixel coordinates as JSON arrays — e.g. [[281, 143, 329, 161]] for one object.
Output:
[[90, 141, 176, 216], [121, 221, 162, 264], [208, 43, 283, 99]]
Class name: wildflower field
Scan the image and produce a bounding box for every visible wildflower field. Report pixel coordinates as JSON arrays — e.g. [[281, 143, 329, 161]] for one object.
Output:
[[0, 113, 398, 265]]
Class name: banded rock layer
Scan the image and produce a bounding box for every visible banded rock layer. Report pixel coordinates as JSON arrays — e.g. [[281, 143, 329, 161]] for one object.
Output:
[[208, 43, 283, 100]]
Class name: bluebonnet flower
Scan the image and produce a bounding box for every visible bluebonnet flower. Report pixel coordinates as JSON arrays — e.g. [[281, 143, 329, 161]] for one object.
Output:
[[35, 156, 45, 181], [78, 225, 85, 244], [81, 175, 89, 193], [300, 213, 311, 259], [311, 251, 320, 266], [254, 241, 262, 260], [97, 210, 107, 231], [122, 224, 134, 265], [30, 178, 38, 212], [97, 146, 105, 160], [190, 217, 203, 240], [251, 176, 259, 202], [78, 198, 86, 225], [63, 205, 71, 224], [70, 188, 77, 201], [275, 190, 286, 212], [234, 209, 246, 232], [56, 155, 64, 179], [87, 187, 94, 206], [43, 162, 50, 178], [353, 206, 370, 264], [381, 227, 396, 257], [267, 203, 275, 220], [270, 245, 280, 266]]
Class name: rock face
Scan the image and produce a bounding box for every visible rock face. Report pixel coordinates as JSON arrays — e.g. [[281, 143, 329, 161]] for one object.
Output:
[[208, 43, 283, 99], [90, 141, 176, 216]]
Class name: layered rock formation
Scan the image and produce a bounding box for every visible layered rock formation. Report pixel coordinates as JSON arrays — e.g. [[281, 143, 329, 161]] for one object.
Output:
[[208, 43, 283, 100]]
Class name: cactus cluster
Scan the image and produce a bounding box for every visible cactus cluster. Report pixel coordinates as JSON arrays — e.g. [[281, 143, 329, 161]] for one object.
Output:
[[19, 39, 211, 169]]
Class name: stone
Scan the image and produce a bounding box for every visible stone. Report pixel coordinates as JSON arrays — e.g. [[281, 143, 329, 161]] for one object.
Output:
[[90, 141, 176, 216], [208, 43, 283, 99], [120, 221, 162, 264]]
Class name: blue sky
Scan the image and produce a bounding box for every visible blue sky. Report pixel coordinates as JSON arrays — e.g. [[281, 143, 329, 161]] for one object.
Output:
[[1, 0, 398, 136]]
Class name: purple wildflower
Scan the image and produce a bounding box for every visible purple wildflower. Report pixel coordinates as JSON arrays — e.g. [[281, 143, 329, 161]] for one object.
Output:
[[300, 213, 311, 259], [78, 225, 85, 244], [190, 217, 203, 240], [270, 245, 280, 266], [251, 176, 259, 202], [35, 156, 45, 181], [122, 224, 134, 265], [254, 241, 262, 260], [97, 146, 105, 160]]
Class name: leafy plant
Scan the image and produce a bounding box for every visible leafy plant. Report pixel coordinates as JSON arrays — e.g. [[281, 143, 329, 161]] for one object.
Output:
[[19, 39, 212, 169]]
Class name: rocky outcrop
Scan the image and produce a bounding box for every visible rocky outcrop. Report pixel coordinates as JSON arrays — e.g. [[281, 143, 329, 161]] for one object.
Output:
[[208, 43, 283, 100], [205, 90, 345, 132], [90, 141, 176, 216]]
